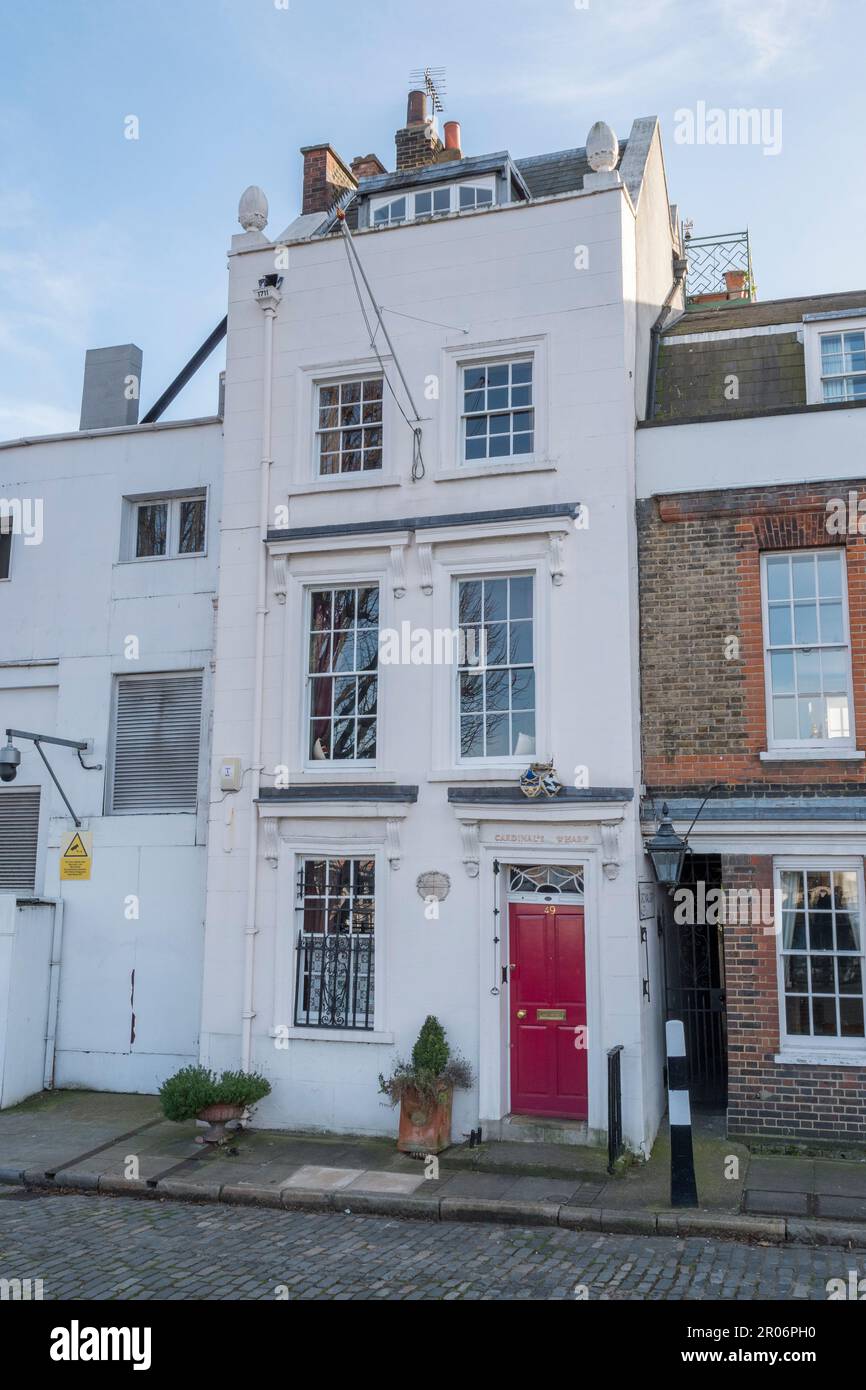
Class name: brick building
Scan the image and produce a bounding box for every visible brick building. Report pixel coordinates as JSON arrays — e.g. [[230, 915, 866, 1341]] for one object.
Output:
[[637, 284, 866, 1145]]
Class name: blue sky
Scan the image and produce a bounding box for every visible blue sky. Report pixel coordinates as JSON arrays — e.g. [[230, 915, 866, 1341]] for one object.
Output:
[[2, 0, 863, 438]]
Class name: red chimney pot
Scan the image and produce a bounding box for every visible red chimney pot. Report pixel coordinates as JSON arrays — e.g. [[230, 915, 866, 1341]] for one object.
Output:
[[444, 120, 462, 152], [407, 89, 428, 126]]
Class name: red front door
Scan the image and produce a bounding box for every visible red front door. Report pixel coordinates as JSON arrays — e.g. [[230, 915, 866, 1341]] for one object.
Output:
[[509, 901, 587, 1119]]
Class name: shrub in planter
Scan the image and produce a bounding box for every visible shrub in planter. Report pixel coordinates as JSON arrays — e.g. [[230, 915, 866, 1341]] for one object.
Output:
[[379, 1016, 472, 1155], [159, 1065, 271, 1143]]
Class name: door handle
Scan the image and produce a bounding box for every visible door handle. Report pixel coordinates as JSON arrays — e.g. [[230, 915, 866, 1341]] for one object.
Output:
[[517, 1009, 527, 1019]]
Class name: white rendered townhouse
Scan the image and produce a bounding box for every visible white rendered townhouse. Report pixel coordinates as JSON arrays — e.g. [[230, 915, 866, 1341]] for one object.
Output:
[[201, 94, 684, 1153]]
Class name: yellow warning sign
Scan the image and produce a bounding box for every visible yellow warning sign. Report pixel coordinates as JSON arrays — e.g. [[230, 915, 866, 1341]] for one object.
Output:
[[60, 829, 92, 881]]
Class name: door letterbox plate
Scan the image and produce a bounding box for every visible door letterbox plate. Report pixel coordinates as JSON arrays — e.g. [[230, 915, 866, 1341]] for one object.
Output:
[[536, 1008, 566, 1021]]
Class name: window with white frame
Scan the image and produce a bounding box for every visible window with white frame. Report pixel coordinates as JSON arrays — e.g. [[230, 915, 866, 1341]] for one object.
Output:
[[819, 329, 866, 402], [371, 180, 495, 227], [778, 866, 865, 1042], [456, 183, 494, 211], [307, 585, 379, 762], [414, 187, 453, 218], [316, 378, 383, 475], [126, 493, 206, 560], [462, 359, 534, 462], [108, 672, 203, 813], [372, 194, 408, 227], [294, 855, 375, 1030], [762, 551, 853, 747], [457, 574, 535, 759]]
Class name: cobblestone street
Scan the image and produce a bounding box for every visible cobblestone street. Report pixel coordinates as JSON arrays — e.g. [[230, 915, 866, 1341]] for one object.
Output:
[[1, 1189, 863, 1301]]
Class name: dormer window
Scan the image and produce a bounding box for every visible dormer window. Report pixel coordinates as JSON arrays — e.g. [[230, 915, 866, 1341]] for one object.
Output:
[[414, 188, 451, 218], [803, 312, 866, 405], [370, 177, 497, 227], [457, 184, 494, 211], [820, 329, 866, 402], [373, 195, 408, 227]]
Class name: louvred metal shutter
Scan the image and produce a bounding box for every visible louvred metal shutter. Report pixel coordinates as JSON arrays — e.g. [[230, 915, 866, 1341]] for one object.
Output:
[[0, 788, 40, 891], [111, 673, 203, 813]]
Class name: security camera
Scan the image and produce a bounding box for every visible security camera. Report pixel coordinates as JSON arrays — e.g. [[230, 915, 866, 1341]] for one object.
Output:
[[0, 741, 20, 782]]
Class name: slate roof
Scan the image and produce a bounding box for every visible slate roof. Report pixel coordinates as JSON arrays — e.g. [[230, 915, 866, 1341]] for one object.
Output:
[[356, 152, 518, 196], [665, 289, 866, 335], [652, 330, 807, 420], [515, 142, 628, 198], [316, 136, 634, 237], [650, 288, 866, 421]]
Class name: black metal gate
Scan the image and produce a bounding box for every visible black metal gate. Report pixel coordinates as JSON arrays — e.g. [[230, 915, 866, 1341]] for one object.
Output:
[[662, 854, 727, 1109]]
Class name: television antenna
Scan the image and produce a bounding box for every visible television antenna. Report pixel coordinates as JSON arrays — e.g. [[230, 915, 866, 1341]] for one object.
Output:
[[409, 66, 446, 117]]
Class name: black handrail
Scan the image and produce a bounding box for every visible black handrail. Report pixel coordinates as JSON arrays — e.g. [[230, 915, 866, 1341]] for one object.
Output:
[[607, 1045, 624, 1173]]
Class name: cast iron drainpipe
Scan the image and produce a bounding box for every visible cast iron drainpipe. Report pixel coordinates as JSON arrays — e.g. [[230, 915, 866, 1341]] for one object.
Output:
[[43, 896, 64, 1089], [645, 256, 688, 420], [241, 283, 280, 1074]]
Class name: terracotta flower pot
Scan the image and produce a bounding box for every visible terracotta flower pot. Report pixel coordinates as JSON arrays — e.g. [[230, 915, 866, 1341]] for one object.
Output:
[[397, 1085, 453, 1155], [196, 1102, 244, 1144]]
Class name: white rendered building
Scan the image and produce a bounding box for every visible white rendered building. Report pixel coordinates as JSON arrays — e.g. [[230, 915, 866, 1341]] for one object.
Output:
[[0, 349, 222, 1105], [200, 98, 683, 1153]]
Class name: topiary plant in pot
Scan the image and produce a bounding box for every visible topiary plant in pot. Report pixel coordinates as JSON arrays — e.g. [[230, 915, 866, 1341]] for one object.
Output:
[[159, 1065, 271, 1144], [378, 1016, 472, 1155]]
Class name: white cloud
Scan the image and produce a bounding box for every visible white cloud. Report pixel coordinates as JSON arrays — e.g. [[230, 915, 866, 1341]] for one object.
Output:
[[0, 203, 138, 438], [0, 400, 77, 441], [717, 0, 831, 74]]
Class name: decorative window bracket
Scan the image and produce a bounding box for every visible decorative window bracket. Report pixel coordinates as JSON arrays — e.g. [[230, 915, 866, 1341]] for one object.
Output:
[[459, 819, 481, 878], [385, 818, 402, 870], [548, 529, 568, 586], [390, 545, 407, 599], [272, 553, 288, 604], [601, 821, 621, 880], [261, 816, 280, 867], [418, 543, 434, 596]]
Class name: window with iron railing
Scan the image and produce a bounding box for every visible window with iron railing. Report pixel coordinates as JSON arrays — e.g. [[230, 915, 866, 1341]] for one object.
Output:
[[294, 856, 375, 1030]]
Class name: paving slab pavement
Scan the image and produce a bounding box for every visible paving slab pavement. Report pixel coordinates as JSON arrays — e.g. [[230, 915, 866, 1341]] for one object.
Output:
[[0, 1090, 161, 1181], [1, 1090, 864, 1246]]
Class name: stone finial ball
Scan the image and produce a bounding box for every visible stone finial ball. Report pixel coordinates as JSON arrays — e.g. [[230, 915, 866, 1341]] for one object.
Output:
[[586, 122, 619, 173], [238, 185, 268, 232]]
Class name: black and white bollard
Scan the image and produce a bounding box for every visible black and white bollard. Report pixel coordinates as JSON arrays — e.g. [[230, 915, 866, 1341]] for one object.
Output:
[[666, 1019, 698, 1208]]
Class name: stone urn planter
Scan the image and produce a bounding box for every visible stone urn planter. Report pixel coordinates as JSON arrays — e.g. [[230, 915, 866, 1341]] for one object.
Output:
[[159, 1065, 271, 1145], [379, 1016, 472, 1157], [196, 1103, 245, 1145]]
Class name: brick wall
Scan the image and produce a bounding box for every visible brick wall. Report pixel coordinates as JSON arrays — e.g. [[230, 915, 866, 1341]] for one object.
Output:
[[654, 332, 805, 420], [394, 122, 445, 172], [722, 854, 866, 1143], [301, 145, 356, 215], [638, 476, 866, 788]]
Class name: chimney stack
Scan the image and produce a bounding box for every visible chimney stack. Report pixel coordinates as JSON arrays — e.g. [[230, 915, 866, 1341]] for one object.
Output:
[[395, 89, 445, 172], [724, 270, 748, 299], [351, 153, 388, 179], [79, 344, 142, 430], [301, 144, 357, 215]]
